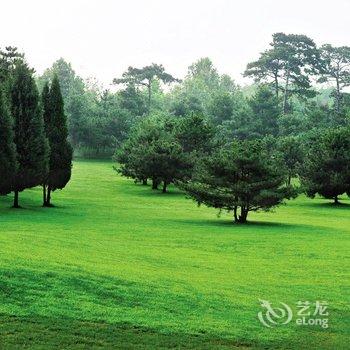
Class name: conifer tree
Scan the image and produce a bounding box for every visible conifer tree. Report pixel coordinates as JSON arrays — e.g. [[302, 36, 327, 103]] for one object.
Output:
[[10, 62, 49, 208], [181, 140, 296, 223], [0, 87, 16, 195], [42, 75, 73, 207], [300, 127, 350, 204]]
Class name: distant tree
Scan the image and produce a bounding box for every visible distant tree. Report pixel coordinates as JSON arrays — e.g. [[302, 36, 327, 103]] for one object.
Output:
[[0, 46, 24, 84], [244, 33, 320, 113], [10, 62, 49, 208], [0, 87, 16, 195], [318, 44, 350, 115], [300, 127, 350, 204], [187, 58, 220, 88], [208, 93, 234, 125], [118, 84, 147, 117], [38, 58, 86, 148], [114, 64, 179, 113], [42, 76, 73, 207], [181, 139, 295, 223], [116, 116, 191, 192], [174, 113, 215, 154], [277, 136, 304, 185], [248, 85, 280, 137], [38, 58, 84, 100]]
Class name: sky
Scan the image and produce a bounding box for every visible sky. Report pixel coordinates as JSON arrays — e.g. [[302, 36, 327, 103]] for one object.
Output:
[[1, 0, 350, 88]]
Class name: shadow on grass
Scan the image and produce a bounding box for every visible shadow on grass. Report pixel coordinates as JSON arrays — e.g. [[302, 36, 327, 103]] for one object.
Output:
[[168, 217, 302, 230], [0, 267, 252, 349], [0, 314, 250, 350], [125, 183, 186, 198], [300, 200, 350, 210]]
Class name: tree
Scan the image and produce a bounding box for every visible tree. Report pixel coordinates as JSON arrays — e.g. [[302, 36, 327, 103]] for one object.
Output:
[[0, 87, 16, 195], [174, 113, 215, 154], [244, 33, 320, 114], [116, 116, 191, 192], [247, 85, 280, 137], [42, 75, 73, 207], [10, 62, 49, 208], [118, 84, 147, 117], [181, 140, 295, 223], [318, 44, 350, 114], [38, 58, 86, 149], [277, 136, 304, 185], [300, 127, 350, 204], [169, 58, 237, 119], [114, 64, 179, 113], [0, 46, 24, 84], [208, 92, 234, 125]]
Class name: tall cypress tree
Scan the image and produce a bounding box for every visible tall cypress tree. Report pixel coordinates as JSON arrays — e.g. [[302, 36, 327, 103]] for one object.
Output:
[[42, 75, 72, 207], [11, 62, 49, 208], [0, 87, 16, 195]]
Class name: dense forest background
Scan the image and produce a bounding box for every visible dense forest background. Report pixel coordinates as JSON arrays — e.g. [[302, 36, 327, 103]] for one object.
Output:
[[34, 34, 350, 158]]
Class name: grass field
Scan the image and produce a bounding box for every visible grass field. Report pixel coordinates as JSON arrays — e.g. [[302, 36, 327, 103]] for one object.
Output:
[[0, 160, 349, 349]]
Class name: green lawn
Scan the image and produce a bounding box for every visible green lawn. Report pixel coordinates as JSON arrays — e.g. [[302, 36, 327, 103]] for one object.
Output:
[[0, 160, 349, 349]]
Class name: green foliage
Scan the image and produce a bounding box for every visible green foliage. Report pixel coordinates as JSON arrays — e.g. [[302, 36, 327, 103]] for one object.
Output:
[[0, 46, 24, 84], [181, 139, 296, 223], [42, 75, 73, 206], [0, 86, 16, 195], [276, 136, 304, 185], [300, 127, 350, 203], [116, 115, 192, 192], [114, 63, 179, 113], [318, 44, 350, 113], [10, 61, 49, 207], [208, 92, 235, 125], [244, 32, 320, 113]]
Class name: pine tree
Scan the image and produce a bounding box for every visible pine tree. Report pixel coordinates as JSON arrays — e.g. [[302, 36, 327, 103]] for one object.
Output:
[[10, 62, 49, 208], [0, 87, 16, 195], [181, 139, 296, 223], [301, 127, 350, 204], [42, 75, 72, 207]]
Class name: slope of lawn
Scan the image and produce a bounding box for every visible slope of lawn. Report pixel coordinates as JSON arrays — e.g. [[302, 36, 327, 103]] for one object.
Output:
[[0, 160, 349, 349]]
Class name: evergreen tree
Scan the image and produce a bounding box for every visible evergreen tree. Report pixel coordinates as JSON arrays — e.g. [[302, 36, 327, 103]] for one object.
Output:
[[116, 116, 191, 192], [181, 140, 296, 223], [42, 75, 73, 206], [300, 127, 350, 204], [0, 87, 16, 195], [10, 62, 49, 208]]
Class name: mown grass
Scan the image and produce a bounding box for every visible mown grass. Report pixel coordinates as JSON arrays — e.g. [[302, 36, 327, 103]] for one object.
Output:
[[0, 160, 349, 349]]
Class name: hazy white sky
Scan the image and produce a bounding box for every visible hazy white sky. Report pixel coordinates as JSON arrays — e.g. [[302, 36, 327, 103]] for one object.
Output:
[[1, 0, 350, 87]]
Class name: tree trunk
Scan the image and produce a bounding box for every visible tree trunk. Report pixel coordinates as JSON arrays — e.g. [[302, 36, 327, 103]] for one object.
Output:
[[43, 184, 47, 206], [336, 77, 341, 115], [283, 70, 290, 115], [287, 173, 292, 186], [334, 196, 340, 205], [233, 206, 238, 223], [238, 206, 248, 223], [13, 191, 19, 208], [274, 74, 279, 99], [162, 181, 167, 193], [147, 80, 152, 114], [46, 187, 52, 207], [142, 179, 148, 186], [152, 177, 158, 190]]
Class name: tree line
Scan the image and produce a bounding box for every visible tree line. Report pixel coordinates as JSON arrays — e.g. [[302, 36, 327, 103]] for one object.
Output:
[[0, 48, 72, 208], [1, 32, 349, 221], [114, 33, 350, 223]]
